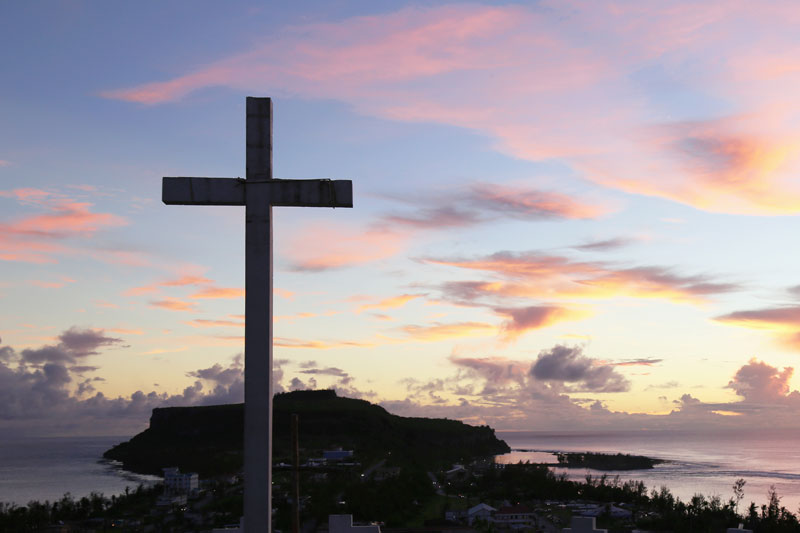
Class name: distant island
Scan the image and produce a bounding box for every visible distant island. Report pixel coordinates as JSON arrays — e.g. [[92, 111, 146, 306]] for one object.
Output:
[[553, 451, 663, 470], [104, 389, 510, 476]]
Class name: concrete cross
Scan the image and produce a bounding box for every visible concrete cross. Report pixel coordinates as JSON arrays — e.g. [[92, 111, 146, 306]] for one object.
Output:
[[162, 97, 353, 532]]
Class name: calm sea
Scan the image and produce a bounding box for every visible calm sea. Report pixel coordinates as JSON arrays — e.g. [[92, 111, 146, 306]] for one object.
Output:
[[3, 431, 799, 512], [0, 436, 160, 506], [496, 429, 800, 512]]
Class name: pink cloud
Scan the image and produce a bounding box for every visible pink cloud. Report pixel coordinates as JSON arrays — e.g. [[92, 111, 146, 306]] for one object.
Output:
[[0, 192, 128, 264], [382, 183, 609, 230], [10, 201, 126, 236], [103, 2, 800, 214], [727, 358, 798, 403], [282, 222, 408, 271], [495, 305, 592, 340], [429, 251, 738, 305]]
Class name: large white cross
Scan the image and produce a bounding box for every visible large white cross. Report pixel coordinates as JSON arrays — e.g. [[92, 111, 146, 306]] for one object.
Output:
[[162, 97, 353, 532]]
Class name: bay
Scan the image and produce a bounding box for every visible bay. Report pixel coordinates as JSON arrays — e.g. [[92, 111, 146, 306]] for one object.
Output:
[[496, 429, 800, 512], [0, 436, 160, 507]]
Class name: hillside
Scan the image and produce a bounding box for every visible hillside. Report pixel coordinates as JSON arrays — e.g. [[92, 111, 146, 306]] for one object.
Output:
[[103, 390, 509, 476]]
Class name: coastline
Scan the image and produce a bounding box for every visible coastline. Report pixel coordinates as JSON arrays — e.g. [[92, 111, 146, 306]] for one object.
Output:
[[495, 429, 800, 511]]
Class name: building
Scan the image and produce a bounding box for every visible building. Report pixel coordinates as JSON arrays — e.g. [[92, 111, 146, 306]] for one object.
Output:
[[163, 467, 199, 495], [324, 449, 354, 461], [563, 516, 607, 533], [494, 504, 536, 526], [329, 514, 381, 533], [467, 503, 496, 524]]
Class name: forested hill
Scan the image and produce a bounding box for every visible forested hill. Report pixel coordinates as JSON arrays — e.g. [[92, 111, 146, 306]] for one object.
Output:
[[103, 390, 510, 476]]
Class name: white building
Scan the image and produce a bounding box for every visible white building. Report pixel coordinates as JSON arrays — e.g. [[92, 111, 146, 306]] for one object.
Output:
[[163, 467, 199, 494], [467, 503, 496, 524]]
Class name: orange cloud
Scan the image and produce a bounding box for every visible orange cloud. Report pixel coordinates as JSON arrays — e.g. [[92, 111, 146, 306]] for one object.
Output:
[[715, 306, 800, 350], [357, 294, 424, 313], [184, 319, 244, 328], [275, 288, 295, 300], [123, 285, 159, 296], [274, 337, 374, 349], [162, 275, 213, 287], [109, 328, 144, 335], [495, 305, 593, 340], [189, 287, 245, 299], [274, 312, 317, 322], [401, 321, 496, 342], [149, 298, 198, 312]]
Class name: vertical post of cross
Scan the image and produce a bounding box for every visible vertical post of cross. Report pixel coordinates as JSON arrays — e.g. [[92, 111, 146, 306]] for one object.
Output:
[[245, 97, 273, 532]]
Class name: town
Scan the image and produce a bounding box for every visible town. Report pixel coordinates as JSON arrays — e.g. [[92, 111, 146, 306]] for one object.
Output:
[[1, 449, 796, 532]]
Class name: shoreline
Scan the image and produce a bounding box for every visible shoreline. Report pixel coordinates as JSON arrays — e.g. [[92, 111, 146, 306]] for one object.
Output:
[[498, 449, 664, 470]]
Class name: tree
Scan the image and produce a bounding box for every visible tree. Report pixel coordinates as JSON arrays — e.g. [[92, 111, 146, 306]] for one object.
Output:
[[732, 478, 746, 514]]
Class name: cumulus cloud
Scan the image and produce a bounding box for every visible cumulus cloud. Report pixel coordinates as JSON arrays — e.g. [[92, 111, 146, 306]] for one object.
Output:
[[530, 345, 630, 393], [0, 332, 285, 436], [18, 328, 123, 365], [727, 358, 800, 404]]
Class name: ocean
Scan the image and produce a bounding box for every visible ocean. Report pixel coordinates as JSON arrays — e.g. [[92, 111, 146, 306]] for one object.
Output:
[[496, 429, 800, 512], [2, 431, 799, 512], [0, 436, 160, 507]]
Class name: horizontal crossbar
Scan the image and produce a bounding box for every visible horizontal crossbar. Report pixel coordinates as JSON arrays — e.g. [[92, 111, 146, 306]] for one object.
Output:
[[162, 177, 353, 207]]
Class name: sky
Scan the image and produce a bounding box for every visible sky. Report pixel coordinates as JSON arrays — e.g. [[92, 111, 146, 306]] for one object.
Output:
[[3, 0, 800, 437]]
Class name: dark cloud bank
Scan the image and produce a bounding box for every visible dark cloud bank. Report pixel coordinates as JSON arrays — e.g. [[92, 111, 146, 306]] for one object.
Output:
[[2, 329, 799, 436]]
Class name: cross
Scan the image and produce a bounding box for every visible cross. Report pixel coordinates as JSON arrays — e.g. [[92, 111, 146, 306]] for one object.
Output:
[[162, 97, 353, 532]]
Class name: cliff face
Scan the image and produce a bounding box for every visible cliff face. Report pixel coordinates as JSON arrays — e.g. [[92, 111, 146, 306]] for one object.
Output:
[[104, 390, 509, 476]]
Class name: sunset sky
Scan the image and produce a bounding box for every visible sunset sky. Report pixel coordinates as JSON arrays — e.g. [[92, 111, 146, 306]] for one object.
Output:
[[3, 1, 800, 436]]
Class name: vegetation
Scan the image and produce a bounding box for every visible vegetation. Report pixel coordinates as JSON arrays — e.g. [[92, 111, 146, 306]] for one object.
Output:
[[5, 464, 800, 532], [104, 390, 509, 476], [554, 451, 662, 470], [0, 484, 161, 531]]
